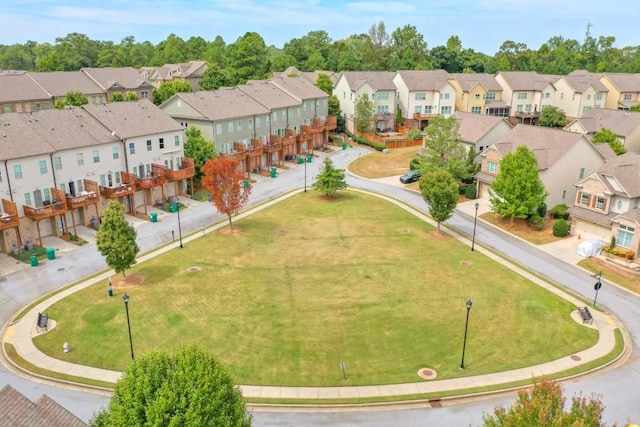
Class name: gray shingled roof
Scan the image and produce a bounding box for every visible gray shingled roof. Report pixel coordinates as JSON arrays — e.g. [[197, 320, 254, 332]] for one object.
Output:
[[173, 88, 271, 121], [0, 113, 56, 160], [576, 108, 640, 137], [454, 111, 511, 143], [269, 76, 329, 101], [562, 74, 608, 93], [448, 73, 503, 92], [238, 81, 299, 110], [82, 67, 152, 90], [29, 71, 105, 97], [603, 73, 640, 92], [0, 73, 50, 103], [0, 385, 87, 427], [495, 125, 590, 170], [597, 151, 640, 198], [612, 207, 640, 225], [339, 71, 397, 91], [498, 71, 558, 91], [82, 99, 183, 138], [394, 70, 450, 91], [568, 204, 617, 227]]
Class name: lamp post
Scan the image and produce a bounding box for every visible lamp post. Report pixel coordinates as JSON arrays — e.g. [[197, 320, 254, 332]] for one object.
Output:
[[122, 293, 134, 360], [471, 202, 479, 251], [460, 300, 473, 369], [593, 270, 603, 307], [175, 197, 183, 248], [304, 156, 307, 193]]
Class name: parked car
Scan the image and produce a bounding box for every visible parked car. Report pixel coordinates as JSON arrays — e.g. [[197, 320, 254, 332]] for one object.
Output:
[[399, 169, 422, 184]]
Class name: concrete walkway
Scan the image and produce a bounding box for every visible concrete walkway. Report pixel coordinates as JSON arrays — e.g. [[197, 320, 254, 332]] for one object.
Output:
[[1, 185, 623, 401]]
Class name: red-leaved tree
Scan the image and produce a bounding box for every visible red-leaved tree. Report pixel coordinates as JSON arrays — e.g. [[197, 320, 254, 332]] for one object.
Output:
[[201, 157, 251, 229]]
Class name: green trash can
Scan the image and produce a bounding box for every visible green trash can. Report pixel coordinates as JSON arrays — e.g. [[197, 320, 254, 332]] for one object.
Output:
[[242, 180, 249, 188], [30, 255, 38, 267], [46, 247, 55, 260], [297, 157, 304, 164], [306, 155, 312, 163], [270, 167, 277, 178], [170, 203, 178, 213], [149, 212, 158, 223], [342, 143, 347, 150]]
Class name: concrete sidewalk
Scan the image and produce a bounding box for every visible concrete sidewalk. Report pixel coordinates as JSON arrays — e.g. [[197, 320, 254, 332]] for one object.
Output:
[[1, 188, 622, 401]]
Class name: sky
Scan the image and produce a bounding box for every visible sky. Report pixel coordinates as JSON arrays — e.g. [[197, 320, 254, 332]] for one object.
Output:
[[2, 0, 639, 55]]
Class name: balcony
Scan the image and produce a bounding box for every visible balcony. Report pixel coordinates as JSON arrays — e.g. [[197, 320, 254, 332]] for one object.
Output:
[[264, 141, 282, 153], [66, 191, 98, 209], [24, 200, 67, 221], [297, 132, 312, 142], [413, 112, 438, 119], [514, 110, 540, 118], [165, 158, 195, 181], [0, 199, 19, 231], [325, 115, 337, 131], [100, 184, 134, 199], [135, 175, 166, 189]]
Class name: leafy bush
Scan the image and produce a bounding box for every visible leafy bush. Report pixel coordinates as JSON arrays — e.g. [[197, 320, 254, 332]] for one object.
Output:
[[406, 129, 422, 139], [527, 214, 545, 231], [552, 218, 569, 237], [345, 130, 385, 151], [549, 203, 569, 219], [465, 184, 477, 199], [410, 158, 421, 170], [458, 185, 468, 195], [537, 203, 547, 218]]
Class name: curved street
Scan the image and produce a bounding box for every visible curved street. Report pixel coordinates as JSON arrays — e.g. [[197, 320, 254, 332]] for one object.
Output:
[[1, 146, 638, 426]]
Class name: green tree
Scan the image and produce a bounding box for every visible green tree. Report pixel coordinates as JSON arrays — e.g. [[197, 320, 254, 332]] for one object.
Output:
[[225, 32, 270, 85], [110, 92, 124, 102], [125, 92, 139, 101], [630, 104, 640, 112], [489, 145, 549, 223], [96, 201, 139, 277], [55, 90, 89, 108], [153, 79, 193, 106], [316, 73, 333, 95], [388, 24, 431, 70], [592, 127, 627, 155], [539, 106, 567, 127], [91, 344, 251, 427], [184, 126, 217, 185], [483, 377, 605, 427], [354, 94, 375, 134], [419, 170, 459, 231], [328, 95, 345, 132], [199, 63, 232, 91], [312, 157, 347, 197], [421, 115, 469, 181], [150, 33, 187, 66]]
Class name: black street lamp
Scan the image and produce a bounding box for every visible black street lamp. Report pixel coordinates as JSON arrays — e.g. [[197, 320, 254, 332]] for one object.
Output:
[[175, 197, 183, 248], [122, 293, 134, 360], [460, 299, 473, 369], [593, 270, 603, 307], [471, 202, 479, 251]]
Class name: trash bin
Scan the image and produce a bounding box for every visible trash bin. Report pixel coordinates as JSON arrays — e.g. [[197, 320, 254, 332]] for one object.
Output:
[[342, 143, 347, 150], [270, 167, 277, 178], [149, 212, 158, 223], [30, 255, 38, 267], [297, 157, 304, 164], [170, 203, 178, 213], [306, 155, 312, 163], [46, 247, 55, 260], [242, 180, 249, 188]]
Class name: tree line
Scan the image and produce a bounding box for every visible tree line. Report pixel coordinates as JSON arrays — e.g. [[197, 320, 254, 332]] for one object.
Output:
[[2, 22, 640, 81]]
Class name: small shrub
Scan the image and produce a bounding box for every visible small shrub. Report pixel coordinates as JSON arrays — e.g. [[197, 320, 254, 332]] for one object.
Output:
[[406, 129, 422, 139], [549, 203, 569, 219], [537, 203, 547, 218], [465, 184, 477, 199], [552, 218, 569, 237], [409, 158, 421, 170], [608, 236, 616, 253], [527, 214, 545, 231], [626, 250, 635, 260], [458, 185, 468, 195]]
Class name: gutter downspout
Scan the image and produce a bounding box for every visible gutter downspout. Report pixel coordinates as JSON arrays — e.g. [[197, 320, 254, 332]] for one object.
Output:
[[4, 160, 13, 202], [49, 153, 57, 189]]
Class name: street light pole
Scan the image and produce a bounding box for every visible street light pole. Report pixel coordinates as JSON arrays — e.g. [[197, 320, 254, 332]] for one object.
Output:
[[471, 202, 479, 251], [176, 197, 183, 248], [593, 270, 603, 307], [122, 293, 134, 360], [460, 300, 473, 369]]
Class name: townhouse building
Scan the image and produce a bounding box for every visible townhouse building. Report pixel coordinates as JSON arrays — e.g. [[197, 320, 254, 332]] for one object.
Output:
[[600, 73, 640, 110], [552, 74, 608, 119], [494, 71, 558, 125], [81, 67, 154, 102], [453, 111, 513, 154], [448, 73, 509, 117], [140, 60, 209, 91], [565, 108, 640, 152], [0, 71, 53, 114], [29, 71, 107, 106], [393, 70, 456, 129]]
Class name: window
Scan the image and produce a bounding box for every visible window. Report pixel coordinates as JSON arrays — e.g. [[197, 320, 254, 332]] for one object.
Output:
[[303, 101, 307, 111], [237, 120, 242, 131], [525, 104, 532, 112], [43, 188, 50, 202], [579, 168, 585, 179], [517, 92, 527, 99], [35, 103, 41, 111], [471, 106, 482, 114], [516, 104, 524, 112], [440, 106, 452, 114], [376, 92, 389, 100], [53, 156, 62, 170], [273, 111, 278, 122], [100, 174, 106, 186], [265, 116, 270, 125], [255, 117, 261, 128], [39, 160, 47, 174], [141, 91, 149, 99], [617, 224, 635, 248], [624, 94, 632, 101], [580, 192, 589, 205], [248, 119, 253, 130], [583, 106, 592, 114], [475, 94, 481, 100], [77, 153, 84, 166], [129, 142, 135, 154], [443, 93, 450, 99], [159, 138, 164, 149], [4, 105, 11, 113], [44, 102, 51, 109], [92, 150, 100, 163], [415, 92, 426, 100], [174, 135, 180, 146], [115, 172, 121, 184], [216, 123, 222, 135], [133, 166, 138, 176], [587, 94, 592, 100], [414, 106, 422, 114], [24, 193, 31, 206], [76, 180, 84, 192], [545, 92, 550, 98], [376, 105, 389, 114], [595, 196, 605, 210], [487, 161, 498, 173], [228, 122, 234, 132], [147, 140, 152, 151], [560, 93, 564, 99], [112, 147, 119, 159], [297, 107, 301, 117], [425, 105, 433, 114], [485, 92, 496, 100], [595, 93, 603, 100], [13, 165, 22, 179]]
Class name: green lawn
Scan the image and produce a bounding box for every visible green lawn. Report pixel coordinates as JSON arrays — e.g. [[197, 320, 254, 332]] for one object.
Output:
[[34, 191, 598, 386]]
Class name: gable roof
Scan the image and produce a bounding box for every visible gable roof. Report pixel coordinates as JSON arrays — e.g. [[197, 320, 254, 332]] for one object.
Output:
[[0, 385, 87, 427], [170, 88, 271, 121], [394, 70, 450, 91], [82, 99, 182, 138], [494, 124, 595, 170], [597, 151, 640, 198], [0, 73, 50, 103], [561, 74, 608, 93], [238, 81, 299, 110], [0, 112, 57, 160], [497, 71, 557, 91], [29, 71, 105, 97], [268, 76, 328, 101], [448, 73, 503, 92], [81, 67, 153, 91], [338, 71, 397, 91], [454, 111, 511, 143], [602, 73, 640, 92], [571, 108, 640, 137]]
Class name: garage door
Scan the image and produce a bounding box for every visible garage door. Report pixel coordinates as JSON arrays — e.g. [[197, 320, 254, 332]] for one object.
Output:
[[573, 218, 610, 242]]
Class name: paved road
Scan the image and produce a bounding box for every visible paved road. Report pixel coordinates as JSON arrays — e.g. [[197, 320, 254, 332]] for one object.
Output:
[[1, 146, 638, 425]]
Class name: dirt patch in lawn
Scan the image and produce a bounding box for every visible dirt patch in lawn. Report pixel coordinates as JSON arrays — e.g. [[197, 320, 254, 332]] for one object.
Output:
[[111, 274, 144, 288], [220, 226, 243, 235]]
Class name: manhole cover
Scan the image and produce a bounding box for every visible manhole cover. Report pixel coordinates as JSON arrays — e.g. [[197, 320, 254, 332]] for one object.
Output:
[[417, 368, 438, 380], [571, 355, 581, 361], [187, 266, 201, 272]]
